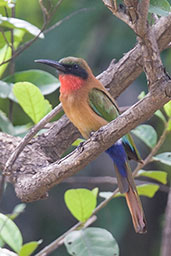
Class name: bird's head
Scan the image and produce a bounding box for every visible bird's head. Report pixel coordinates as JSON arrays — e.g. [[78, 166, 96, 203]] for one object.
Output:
[[35, 57, 93, 94]]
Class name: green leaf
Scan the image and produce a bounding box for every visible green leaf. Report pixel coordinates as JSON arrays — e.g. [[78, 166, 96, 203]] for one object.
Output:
[[138, 91, 146, 100], [0, 30, 25, 77], [8, 203, 26, 220], [132, 124, 157, 148], [0, 110, 14, 134], [167, 119, 171, 131], [0, 81, 11, 98], [100, 184, 159, 199], [0, 213, 23, 253], [0, 44, 12, 78], [136, 184, 159, 198], [72, 138, 85, 146], [154, 110, 166, 123], [4, 69, 60, 98], [0, 248, 17, 256], [0, 237, 5, 247], [153, 152, 171, 166], [0, 29, 25, 49], [92, 187, 99, 197], [13, 82, 52, 124], [19, 240, 42, 256], [0, 0, 15, 8], [137, 170, 167, 184], [64, 228, 119, 256], [44, 99, 52, 115], [64, 189, 97, 222], [164, 101, 171, 117], [149, 0, 171, 16], [0, 15, 44, 38]]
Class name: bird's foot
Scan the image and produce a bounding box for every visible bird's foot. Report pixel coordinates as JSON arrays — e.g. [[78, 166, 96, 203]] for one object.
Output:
[[90, 131, 95, 137], [77, 141, 84, 153]]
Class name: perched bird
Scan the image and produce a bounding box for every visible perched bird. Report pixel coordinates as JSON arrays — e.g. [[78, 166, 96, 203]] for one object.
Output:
[[35, 57, 146, 233]]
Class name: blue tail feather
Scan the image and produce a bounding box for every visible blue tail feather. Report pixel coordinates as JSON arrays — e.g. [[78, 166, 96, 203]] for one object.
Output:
[[105, 139, 127, 177]]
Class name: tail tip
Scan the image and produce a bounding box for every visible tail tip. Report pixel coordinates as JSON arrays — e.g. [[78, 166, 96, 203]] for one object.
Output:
[[136, 220, 147, 234]]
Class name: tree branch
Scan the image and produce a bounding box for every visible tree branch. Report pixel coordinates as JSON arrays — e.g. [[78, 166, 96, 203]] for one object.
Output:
[[33, 115, 170, 254], [0, 11, 170, 202], [98, 14, 171, 97], [123, 0, 138, 24], [0, 76, 169, 202], [3, 14, 171, 173], [136, 0, 149, 36]]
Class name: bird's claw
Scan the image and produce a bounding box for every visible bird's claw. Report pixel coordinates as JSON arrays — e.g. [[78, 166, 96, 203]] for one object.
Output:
[[90, 131, 95, 137], [77, 142, 84, 153]]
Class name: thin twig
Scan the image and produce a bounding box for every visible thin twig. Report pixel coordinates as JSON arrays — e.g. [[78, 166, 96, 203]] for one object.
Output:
[[0, 30, 12, 48], [136, 0, 149, 36], [0, 24, 46, 67], [103, 0, 134, 30], [35, 187, 120, 255], [0, 0, 52, 68], [50, 0, 65, 18], [3, 103, 62, 176], [35, 215, 97, 256], [63, 176, 169, 193], [123, 0, 138, 23], [0, 7, 90, 68], [4, 7, 9, 17], [44, 7, 91, 34], [8, 7, 16, 122], [103, 0, 166, 88], [133, 120, 169, 177], [39, 0, 49, 22]]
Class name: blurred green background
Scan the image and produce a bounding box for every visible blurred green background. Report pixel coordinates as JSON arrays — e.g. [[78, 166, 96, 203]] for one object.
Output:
[[0, 0, 171, 255]]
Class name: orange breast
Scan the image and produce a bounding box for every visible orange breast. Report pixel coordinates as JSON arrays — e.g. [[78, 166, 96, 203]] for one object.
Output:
[[60, 88, 107, 139]]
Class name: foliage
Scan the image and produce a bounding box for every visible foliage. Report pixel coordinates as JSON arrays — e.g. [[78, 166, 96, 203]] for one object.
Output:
[[0, 208, 42, 256], [0, 0, 170, 256], [64, 188, 97, 222], [64, 228, 119, 256], [132, 124, 158, 148], [13, 82, 52, 124], [149, 0, 171, 16]]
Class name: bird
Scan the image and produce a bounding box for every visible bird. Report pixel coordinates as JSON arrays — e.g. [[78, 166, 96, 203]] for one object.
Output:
[[35, 57, 147, 233]]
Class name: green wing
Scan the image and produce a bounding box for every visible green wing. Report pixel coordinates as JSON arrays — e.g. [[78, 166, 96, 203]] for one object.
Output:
[[88, 88, 142, 162], [88, 88, 119, 122]]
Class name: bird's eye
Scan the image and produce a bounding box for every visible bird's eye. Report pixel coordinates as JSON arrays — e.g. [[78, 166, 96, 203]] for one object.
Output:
[[73, 64, 79, 69]]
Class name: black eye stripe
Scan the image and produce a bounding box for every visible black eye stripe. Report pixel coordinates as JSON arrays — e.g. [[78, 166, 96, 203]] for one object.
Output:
[[73, 64, 79, 69], [62, 63, 88, 80]]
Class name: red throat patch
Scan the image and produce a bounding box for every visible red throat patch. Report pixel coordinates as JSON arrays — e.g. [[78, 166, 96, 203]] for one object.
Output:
[[59, 74, 85, 94]]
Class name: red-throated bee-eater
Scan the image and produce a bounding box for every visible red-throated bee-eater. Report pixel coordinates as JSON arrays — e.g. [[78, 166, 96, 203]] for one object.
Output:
[[35, 57, 147, 233]]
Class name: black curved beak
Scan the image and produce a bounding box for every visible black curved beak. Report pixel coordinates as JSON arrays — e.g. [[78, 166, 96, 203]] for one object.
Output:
[[34, 59, 66, 73]]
